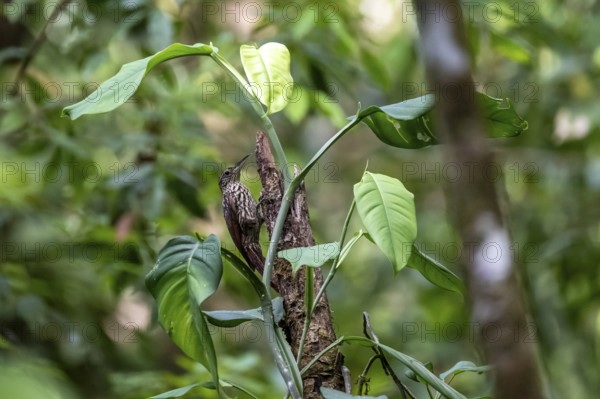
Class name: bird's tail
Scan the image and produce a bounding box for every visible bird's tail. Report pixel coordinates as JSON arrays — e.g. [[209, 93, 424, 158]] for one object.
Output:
[[242, 242, 266, 275]]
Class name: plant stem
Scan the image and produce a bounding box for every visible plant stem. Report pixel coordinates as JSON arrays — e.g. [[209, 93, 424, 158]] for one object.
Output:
[[210, 52, 292, 187], [221, 248, 302, 399], [262, 117, 361, 293], [358, 354, 381, 395], [296, 199, 356, 364]]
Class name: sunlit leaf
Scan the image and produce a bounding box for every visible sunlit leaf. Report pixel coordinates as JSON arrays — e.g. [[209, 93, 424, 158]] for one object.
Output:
[[240, 42, 294, 114], [354, 172, 417, 273]]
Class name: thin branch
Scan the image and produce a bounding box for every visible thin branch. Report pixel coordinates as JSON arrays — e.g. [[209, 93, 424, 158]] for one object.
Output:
[[12, 0, 71, 93]]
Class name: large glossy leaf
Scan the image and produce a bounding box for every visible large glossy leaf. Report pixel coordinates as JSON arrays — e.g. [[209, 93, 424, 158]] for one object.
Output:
[[204, 297, 284, 328], [354, 93, 527, 149], [62, 43, 215, 119], [354, 172, 417, 273], [320, 388, 388, 399], [145, 235, 226, 397], [278, 242, 340, 274], [240, 42, 293, 114], [407, 245, 465, 296]]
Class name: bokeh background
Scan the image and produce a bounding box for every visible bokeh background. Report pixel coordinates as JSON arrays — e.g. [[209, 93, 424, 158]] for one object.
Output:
[[1, 1, 599, 398]]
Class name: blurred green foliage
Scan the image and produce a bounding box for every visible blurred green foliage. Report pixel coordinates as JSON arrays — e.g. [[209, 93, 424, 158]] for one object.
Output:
[[1, 0, 599, 398]]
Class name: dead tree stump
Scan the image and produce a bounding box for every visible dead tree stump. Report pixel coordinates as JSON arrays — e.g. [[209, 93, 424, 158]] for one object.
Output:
[[255, 131, 344, 398]]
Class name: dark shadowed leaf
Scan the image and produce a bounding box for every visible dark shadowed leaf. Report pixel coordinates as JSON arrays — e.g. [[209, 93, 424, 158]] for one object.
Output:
[[145, 235, 228, 397], [352, 93, 527, 149], [407, 245, 465, 295]]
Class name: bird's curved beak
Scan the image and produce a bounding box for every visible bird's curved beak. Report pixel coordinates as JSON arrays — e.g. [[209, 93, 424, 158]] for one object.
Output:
[[233, 154, 250, 177]]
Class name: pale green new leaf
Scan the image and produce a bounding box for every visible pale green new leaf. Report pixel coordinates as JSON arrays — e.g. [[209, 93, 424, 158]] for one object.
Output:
[[240, 42, 294, 114], [354, 172, 417, 273], [278, 242, 340, 274], [62, 43, 215, 119]]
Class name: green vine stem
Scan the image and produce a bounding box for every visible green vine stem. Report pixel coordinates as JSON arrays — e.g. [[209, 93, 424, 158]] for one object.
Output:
[[262, 117, 361, 290], [221, 248, 303, 399], [210, 51, 292, 187], [296, 199, 356, 364]]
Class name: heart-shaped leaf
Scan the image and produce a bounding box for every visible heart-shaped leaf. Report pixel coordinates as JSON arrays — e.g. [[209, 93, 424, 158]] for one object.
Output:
[[354, 172, 417, 273], [145, 235, 226, 397], [278, 242, 340, 274], [240, 42, 294, 114], [62, 43, 215, 119]]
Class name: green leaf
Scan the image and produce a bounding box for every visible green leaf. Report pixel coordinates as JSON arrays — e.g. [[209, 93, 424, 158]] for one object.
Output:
[[345, 337, 467, 399], [149, 382, 213, 398], [278, 242, 340, 274], [490, 31, 530, 64], [353, 93, 527, 149], [240, 42, 294, 114], [62, 42, 214, 119], [439, 361, 493, 381], [354, 172, 417, 273], [204, 297, 284, 328], [145, 235, 227, 397], [320, 387, 388, 399], [407, 245, 465, 295]]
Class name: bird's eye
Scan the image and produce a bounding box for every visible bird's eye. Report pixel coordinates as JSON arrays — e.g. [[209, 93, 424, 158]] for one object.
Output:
[[224, 170, 230, 175]]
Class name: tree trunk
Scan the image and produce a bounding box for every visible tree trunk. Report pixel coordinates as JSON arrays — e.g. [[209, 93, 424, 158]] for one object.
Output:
[[255, 131, 345, 398], [413, 1, 544, 398]]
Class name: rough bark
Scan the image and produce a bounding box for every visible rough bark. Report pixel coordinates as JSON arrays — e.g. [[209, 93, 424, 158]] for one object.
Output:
[[255, 131, 344, 398], [413, 1, 543, 398]]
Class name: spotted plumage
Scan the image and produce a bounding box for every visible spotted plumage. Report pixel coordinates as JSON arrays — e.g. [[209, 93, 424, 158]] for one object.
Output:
[[219, 155, 265, 273]]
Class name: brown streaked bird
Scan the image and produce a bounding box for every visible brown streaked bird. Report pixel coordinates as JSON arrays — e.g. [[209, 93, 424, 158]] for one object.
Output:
[[219, 155, 265, 274]]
